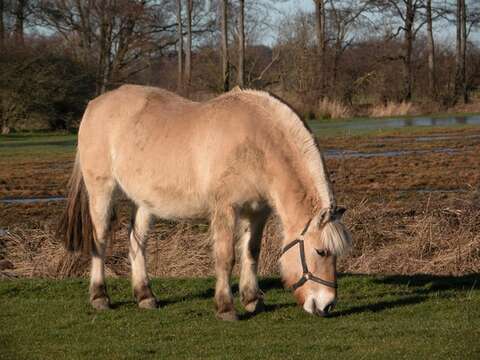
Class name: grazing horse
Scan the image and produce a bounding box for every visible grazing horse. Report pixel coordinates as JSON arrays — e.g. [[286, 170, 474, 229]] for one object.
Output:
[[58, 85, 352, 320]]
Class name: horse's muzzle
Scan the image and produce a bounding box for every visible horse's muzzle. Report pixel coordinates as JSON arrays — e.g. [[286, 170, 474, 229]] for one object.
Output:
[[313, 301, 336, 317]]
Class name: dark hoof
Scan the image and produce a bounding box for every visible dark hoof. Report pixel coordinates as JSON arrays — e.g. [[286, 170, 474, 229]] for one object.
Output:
[[244, 298, 265, 314], [91, 297, 111, 310], [216, 310, 239, 321], [138, 297, 158, 309]]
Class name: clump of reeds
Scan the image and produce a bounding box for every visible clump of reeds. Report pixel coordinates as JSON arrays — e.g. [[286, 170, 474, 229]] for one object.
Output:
[[370, 101, 414, 118], [317, 98, 352, 119]]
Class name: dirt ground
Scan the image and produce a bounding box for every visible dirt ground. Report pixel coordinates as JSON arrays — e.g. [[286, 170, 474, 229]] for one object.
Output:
[[1, 127, 479, 278]]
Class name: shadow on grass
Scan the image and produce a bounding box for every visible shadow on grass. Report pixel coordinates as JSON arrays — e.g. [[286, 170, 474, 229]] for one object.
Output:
[[372, 273, 479, 291], [109, 274, 479, 317], [331, 295, 427, 318]]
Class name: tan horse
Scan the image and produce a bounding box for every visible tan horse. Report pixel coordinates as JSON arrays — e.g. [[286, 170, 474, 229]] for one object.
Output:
[[58, 85, 351, 320]]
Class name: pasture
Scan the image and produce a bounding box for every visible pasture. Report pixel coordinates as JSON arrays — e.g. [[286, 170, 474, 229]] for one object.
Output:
[[1, 276, 479, 359], [1, 117, 480, 358]]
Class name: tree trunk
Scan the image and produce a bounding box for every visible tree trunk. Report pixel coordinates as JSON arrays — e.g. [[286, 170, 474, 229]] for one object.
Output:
[[185, 0, 193, 92], [221, 0, 230, 92], [0, 0, 5, 49], [176, 0, 184, 93], [314, 0, 326, 98], [455, 0, 468, 103], [96, 3, 113, 95], [14, 0, 27, 46], [402, 0, 414, 102], [426, 0, 436, 100], [237, 0, 245, 88]]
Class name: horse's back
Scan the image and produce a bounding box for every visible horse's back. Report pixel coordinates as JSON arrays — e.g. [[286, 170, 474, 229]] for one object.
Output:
[[77, 85, 274, 219]]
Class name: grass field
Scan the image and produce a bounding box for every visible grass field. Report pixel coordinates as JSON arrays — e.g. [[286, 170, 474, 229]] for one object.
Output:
[[1, 275, 479, 359], [1, 120, 480, 359]]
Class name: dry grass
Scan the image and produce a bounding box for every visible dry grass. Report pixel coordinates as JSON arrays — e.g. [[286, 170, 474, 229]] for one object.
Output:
[[2, 194, 479, 279], [370, 101, 415, 118], [317, 98, 352, 119]]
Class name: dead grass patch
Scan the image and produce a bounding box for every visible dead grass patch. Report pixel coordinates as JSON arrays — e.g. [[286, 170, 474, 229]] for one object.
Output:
[[1, 194, 479, 279], [370, 101, 415, 118], [317, 98, 352, 119]]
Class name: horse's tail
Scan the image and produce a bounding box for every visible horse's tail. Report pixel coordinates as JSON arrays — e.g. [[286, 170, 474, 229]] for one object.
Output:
[[57, 152, 95, 255]]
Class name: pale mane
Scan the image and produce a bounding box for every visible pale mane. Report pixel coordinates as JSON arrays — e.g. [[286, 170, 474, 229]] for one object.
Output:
[[238, 89, 335, 209]]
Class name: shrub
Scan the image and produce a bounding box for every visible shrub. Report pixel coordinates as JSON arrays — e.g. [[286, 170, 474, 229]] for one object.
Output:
[[0, 46, 96, 131]]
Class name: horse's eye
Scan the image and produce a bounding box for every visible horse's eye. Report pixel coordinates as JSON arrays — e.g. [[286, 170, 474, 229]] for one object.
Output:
[[316, 249, 327, 257]]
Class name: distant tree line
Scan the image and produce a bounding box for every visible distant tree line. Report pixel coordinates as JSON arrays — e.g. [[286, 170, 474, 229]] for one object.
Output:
[[0, 0, 479, 132]]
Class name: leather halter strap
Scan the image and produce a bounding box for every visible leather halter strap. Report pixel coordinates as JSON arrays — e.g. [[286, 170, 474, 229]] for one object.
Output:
[[280, 218, 337, 290]]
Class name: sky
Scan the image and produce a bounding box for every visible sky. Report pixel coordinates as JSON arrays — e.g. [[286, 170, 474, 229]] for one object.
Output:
[[262, 0, 478, 46]]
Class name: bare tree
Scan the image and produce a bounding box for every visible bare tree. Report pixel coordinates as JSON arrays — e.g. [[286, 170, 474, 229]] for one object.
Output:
[[38, 1, 165, 95], [426, 0, 436, 99], [13, 0, 27, 45], [185, 0, 193, 91], [221, 0, 229, 92], [176, 0, 184, 92], [314, 0, 326, 98], [374, 0, 425, 101], [455, 0, 467, 103], [327, 0, 371, 95], [237, 0, 245, 87]]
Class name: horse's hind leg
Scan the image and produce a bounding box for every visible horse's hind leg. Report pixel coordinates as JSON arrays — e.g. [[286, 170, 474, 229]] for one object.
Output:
[[239, 206, 270, 313], [85, 178, 115, 310], [212, 206, 237, 321], [129, 206, 157, 309]]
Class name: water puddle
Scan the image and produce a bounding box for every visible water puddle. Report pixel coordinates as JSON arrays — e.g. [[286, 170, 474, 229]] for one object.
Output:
[[324, 148, 458, 159], [0, 196, 65, 204], [310, 114, 480, 133], [374, 134, 480, 143]]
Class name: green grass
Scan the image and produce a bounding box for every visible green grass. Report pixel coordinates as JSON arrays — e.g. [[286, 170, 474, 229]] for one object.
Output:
[[0, 132, 77, 159], [1, 275, 479, 359]]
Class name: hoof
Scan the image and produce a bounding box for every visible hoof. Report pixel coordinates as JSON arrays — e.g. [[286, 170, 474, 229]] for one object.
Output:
[[138, 297, 158, 309], [244, 298, 265, 314], [216, 310, 239, 321], [91, 297, 110, 310]]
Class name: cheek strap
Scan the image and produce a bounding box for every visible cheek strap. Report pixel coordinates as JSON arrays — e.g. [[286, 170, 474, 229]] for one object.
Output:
[[280, 238, 337, 290]]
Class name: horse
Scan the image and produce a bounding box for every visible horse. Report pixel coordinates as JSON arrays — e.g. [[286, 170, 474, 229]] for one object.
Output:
[[58, 85, 352, 320]]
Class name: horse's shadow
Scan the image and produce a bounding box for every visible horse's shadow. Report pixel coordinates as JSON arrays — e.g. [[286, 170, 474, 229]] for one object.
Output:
[[331, 273, 479, 318], [110, 274, 479, 318]]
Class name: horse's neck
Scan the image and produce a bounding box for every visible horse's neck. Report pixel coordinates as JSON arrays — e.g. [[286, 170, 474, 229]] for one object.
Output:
[[269, 169, 319, 241]]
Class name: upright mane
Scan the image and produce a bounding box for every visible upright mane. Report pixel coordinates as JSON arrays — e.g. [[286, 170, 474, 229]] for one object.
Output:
[[235, 89, 335, 210]]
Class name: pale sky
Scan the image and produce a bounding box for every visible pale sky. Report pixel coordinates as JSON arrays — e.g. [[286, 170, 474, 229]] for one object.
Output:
[[264, 0, 478, 46]]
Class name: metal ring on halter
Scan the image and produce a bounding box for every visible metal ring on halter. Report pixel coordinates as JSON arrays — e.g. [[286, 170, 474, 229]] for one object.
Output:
[[280, 209, 342, 290]]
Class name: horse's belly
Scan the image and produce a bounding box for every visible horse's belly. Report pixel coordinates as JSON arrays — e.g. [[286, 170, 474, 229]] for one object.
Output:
[[116, 174, 210, 220], [143, 193, 209, 220]]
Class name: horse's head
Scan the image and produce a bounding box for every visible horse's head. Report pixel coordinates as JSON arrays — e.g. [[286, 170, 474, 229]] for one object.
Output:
[[280, 207, 351, 316]]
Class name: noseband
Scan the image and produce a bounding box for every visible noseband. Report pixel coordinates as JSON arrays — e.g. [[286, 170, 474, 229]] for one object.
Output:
[[280, 213, 340, 290]]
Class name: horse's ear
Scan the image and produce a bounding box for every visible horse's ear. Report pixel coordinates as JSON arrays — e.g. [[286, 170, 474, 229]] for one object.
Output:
[[334, 207, 347, 220]]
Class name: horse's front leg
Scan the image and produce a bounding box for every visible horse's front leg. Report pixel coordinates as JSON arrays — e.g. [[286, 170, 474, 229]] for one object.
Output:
[[239, 208, 270, 313], [212, 206, 237, 321], [129, 206, 157, 309]]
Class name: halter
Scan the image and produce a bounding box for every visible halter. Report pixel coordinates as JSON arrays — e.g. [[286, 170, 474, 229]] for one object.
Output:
[[280, 209, 343, 290]]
